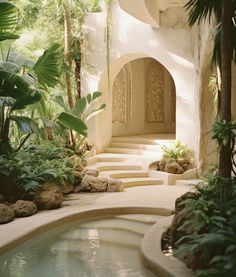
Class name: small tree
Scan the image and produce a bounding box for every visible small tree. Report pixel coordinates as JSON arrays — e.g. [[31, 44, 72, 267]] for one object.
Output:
[[185, 0, 236, 177]]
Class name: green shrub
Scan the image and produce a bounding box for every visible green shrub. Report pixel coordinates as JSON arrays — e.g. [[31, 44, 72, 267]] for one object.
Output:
[[162, 140, 193, 162], [0, 143, 79, 201], [174, 175, 236, 276]]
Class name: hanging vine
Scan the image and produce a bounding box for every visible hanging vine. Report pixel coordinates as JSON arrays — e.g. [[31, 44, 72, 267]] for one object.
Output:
[[104, 0, 113, 93]]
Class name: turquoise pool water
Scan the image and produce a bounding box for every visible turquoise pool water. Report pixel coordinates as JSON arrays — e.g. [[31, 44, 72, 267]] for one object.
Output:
[[0, 215, 157, 277]]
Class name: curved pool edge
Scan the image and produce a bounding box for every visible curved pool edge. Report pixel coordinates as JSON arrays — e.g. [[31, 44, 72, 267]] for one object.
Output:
[[0, 205, 173, 256], [140, 215, 194, 277]]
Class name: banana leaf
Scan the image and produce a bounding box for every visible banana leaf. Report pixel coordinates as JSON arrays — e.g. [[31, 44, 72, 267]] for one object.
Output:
[[57, 112, 88, 136], [10, 115, 39, 134]]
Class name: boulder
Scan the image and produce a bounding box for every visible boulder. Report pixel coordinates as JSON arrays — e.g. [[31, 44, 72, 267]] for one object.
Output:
[[0, 204, 14, 224], [175, 191, 196, 212], [35, 182, 63, 210], [170, 192, 197, 246], [107, 179, 123, 192], [148, 161, 160, 171], [159, 160, 166, 171], [82, 169, 99, 177], [164, 161, 184, 174], [74, 171, 83, 185], [75, 163, 84, 173], [178, 159, 191, 171], [12, 200, 37, 217], [79, 175, 108, 192], [61, 182, 74, 195]]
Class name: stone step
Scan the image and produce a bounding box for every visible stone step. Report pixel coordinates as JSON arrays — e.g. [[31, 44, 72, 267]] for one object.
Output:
[[112, 136, 175, 146], [86, 153, 135, 166], [110, 142, 163, 150], [79, 218, 151, 235], [121, 177, 163, 187], [88, 162, 143, 172], [106, 147, 161, 157], [60, 226, 143, 247], [100, 170, 149, 179]]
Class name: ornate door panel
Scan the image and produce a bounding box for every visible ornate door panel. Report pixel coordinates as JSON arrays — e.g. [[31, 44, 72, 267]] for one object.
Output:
[[145, 59, 176, 133], [112, 67, 131, 124], [146, 60, 165, 123]]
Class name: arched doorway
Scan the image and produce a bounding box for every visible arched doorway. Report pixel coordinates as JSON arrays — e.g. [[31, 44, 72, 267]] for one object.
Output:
[[112, 57, 176, 137]]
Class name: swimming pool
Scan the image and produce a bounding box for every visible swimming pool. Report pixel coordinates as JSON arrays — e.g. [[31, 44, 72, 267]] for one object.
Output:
[[0, 214, 161, 277]]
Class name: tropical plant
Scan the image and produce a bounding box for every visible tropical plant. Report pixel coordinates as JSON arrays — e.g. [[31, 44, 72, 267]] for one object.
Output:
[[0, 43, 62, 155], [162, 140, 193, 162], [0, 143, 78, 202], [212, 120, 236, 175], [0, 0, 19, 42], [174, 174, 236, 276], [55, 91, 106, 149], [185, 0, 236, 177]]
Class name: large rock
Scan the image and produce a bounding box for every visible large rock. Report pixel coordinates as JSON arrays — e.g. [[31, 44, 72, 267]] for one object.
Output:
[[35, 182, 63, 210], [0, 204, 14, 224], [159, 160, 166, 171], [12, 200, 37, 217], [82, 169, 99, 177], [148, 161, 160, 171], [170, 192, 197, 246], [75, 163, 84, 172], [178, 159, 191, 171], [74, 171, 83, 185], [175, 191, 196, 213], [165, 161, 184, 174], [61, 182, 74, 195], [171, 196, 201, 270], [79, 175, 108, 192], [107, 179, 123, 192]]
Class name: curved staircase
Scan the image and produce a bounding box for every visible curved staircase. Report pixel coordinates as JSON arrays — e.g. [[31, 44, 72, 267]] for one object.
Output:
[[86, 134, 176, 188]]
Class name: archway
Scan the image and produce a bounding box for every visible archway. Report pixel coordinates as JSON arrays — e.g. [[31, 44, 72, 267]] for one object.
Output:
[[94, 52, 195, 153], [112, 57, 176, 137]]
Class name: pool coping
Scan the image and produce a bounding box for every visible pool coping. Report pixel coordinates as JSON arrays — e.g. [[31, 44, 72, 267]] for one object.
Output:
[[140, 215, 194, 277], [0, 205, 173, 256]]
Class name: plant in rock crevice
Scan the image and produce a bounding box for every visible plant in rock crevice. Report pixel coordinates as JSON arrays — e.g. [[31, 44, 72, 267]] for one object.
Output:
[[158, 141, 193, 173]]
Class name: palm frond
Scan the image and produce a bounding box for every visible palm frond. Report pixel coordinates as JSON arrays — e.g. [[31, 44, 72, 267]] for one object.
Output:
[[0, 1, 19, 41], [0, 32, 19, 42], [185, 0, 221, 26], [12, 89, 42, 110], [33, 43, 62, 88], [0, 62, 35, 97]]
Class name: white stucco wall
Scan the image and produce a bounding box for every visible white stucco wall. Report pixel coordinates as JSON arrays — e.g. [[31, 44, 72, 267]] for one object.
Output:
[[82, 1, 197, 154]]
